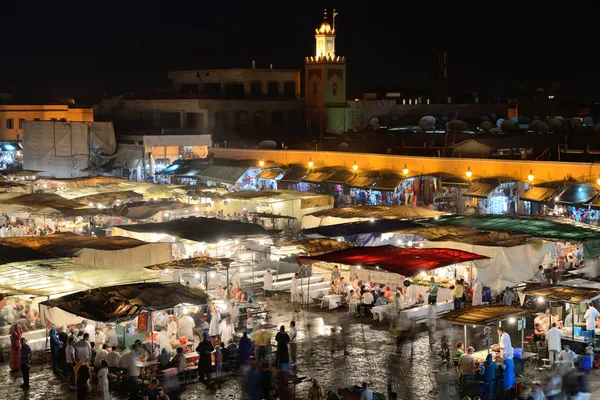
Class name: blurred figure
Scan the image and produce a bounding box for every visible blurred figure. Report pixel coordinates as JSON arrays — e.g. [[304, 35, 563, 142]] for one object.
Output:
[[275, 325, 290, 367], [480, 354, 497, 400], [196, 333, 214, 384], [20, 337, 31, 389], [308, 379, 325, 400], [426, 305, 436, 349]]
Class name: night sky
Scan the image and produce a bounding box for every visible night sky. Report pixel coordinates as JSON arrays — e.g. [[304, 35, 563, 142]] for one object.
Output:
[[1, 2, 597, 103]]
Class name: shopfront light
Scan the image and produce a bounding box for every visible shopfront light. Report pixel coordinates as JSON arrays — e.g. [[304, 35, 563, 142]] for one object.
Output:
[[240, 267, 245, 272], [466, 166, 473, 179], [597, 177, 600, 186], [352, 161, 358, 172], [527, 169, 534, 183], [308, 158, 314, 168], [259, 160, 265, 168], [194, 273, 200, 279], [402, 164, 409, 176], [509, 317, 516, 323]]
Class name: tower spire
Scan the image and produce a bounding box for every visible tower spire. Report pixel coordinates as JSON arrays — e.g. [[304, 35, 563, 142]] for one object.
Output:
[[333, 9, 338, 31]]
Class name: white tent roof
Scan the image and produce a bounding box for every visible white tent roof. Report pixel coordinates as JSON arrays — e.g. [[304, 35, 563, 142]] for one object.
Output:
[[0, 257, 159, 297]]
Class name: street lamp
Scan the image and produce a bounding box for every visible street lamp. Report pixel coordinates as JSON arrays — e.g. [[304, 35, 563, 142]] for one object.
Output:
[[352, 161, 358, 172], [259, 160, 265, 168], [466, 166, 473, 179], [308, 158, 314, 168], [527, 169, 534, 183], [402, 164, 409, 176]]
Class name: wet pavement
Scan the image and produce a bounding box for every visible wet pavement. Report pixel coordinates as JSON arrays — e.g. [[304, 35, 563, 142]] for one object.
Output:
[[2, 300, 600, 399]]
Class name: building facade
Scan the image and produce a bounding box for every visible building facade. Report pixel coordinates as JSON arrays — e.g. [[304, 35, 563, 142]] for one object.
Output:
[[0, 105, 93, 141]]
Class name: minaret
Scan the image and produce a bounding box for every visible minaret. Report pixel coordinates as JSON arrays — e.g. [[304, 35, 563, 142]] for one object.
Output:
[[304, 9, 347, 134]]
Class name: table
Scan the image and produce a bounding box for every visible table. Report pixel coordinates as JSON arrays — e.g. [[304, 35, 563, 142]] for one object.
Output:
[[371, 301, 454, 322], [321, 294, 343, 310], [135, 359, 158, 368]]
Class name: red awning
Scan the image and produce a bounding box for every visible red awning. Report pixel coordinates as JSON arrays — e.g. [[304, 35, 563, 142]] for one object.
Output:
[[297, 245, 489, 277]]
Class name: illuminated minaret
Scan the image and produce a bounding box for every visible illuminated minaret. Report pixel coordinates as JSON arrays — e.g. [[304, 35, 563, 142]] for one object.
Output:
[[305, 9, 347, 134]]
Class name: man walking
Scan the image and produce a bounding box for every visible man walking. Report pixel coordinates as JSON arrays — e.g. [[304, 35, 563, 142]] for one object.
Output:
[[289, 320, 298, 364], [20, 337, 31, 389]]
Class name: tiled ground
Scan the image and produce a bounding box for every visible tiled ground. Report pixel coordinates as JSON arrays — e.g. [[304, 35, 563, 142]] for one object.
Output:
[[2, 301, 599, 399]]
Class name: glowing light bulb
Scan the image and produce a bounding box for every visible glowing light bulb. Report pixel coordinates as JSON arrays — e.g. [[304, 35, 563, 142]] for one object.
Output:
[[352, 162, 358, 172], [194, 273, 200, 279], [240, 267, 245, 272], [308, 159, 314, 168], [402, 164, 409, 176], [527, 169, 534, 183], [466, 167, 473, 179], [259, 160, 265, 167]]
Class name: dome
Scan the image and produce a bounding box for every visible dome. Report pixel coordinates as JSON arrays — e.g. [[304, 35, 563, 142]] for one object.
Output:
[[318, 21, 333, 34]]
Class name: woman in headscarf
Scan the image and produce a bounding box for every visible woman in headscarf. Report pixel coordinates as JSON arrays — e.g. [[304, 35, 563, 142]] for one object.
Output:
[[275, 325, 290, 367], [208, 302, 220, 340], [9, 323, 23, 371], [49, 328, 63, 373], [502, 357, 516, 395], [479, 353, 497, 400]]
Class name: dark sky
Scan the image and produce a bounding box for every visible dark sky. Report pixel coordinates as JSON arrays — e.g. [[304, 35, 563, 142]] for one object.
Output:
[[1, 1, 597, 103]]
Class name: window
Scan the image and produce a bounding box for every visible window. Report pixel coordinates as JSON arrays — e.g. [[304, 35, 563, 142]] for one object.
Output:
[[271, 111, 283, 125], [267, 82, 279, 98], [250, 81, 262, 98], [60, 118, 66, 122], [6, 119, 13, 129], [332, 83, 338, 96], [312, 83, 318, 95], [283, 82, 296, 98], [18, 119, 25, 129]]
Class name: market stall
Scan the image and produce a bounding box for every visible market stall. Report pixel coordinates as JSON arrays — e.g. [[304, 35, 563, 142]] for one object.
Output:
[[519, 284, 600, 351], [440, 305, 534, 366], [297, 245, 489, 318], [41, 282, 208, 357]]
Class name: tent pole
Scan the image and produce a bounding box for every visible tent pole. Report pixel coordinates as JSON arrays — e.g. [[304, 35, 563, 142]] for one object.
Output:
[[307, 263, 310, 312], [521, 318, 525, 348], [464, 325, 467, 349], [572, 303, 575, 339]]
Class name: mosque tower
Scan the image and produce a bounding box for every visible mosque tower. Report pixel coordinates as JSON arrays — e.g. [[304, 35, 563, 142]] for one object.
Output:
[[304, 9, 347, 135]]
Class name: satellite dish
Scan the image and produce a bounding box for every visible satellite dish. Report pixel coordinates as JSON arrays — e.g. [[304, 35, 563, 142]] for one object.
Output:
[[583, 117, 594, 127], [571, 118, 584, 132], [531, 120, 542, 132], [418, 116, 436, 130], [510, 117, 519, 124], [496, 118, 505, 128], [258, 140, 277, 149], [548, 118, 562, 132], [480, 121, 492, 132], [338, 142, 350, 151], [555, 116, 564, 120], [538, 123, 549, 134], [369, 117, 380, 126], [501, 120, 516, 132], [403, 280, 411, 287]]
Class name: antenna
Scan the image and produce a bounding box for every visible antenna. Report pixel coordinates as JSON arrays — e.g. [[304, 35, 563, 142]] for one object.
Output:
[[324, 8, 327, 20], [333, 9, 338, 30]]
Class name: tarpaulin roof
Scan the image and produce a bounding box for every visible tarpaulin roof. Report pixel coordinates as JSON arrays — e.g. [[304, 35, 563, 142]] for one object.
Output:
[[146, 257, 233, 270], [116, 200, 199, 220], [555, 184, 598, 205], [0, 257, 158, 296], [73, 190, 143, 206], [441, 177, 471, 187], [463, 182, 498, 198], [297, 245, 489, 276], [308, 205, 447, 220], [440, 305, 531, 326], [257, 169, 283, 180], [113, 216, 277, 242], [372, 176, 403, 191], [346, 175, 377, 188], [301, 219, 422, 238], [520, 285, 600, 303], [192, 165, 249, 184], [0, 192, 86, 209], [249, 212, 297, 220], [423, 215, 600, 243], [520, 186, 558, 203], [273, 238, 354, 256], [303, 171, 334, 184], [0, 233, 150, 258], [41, 283, 208, 322], [278, 167, 307, 183], [402, 226, 532, 247], [324, 169, 354, 184]]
